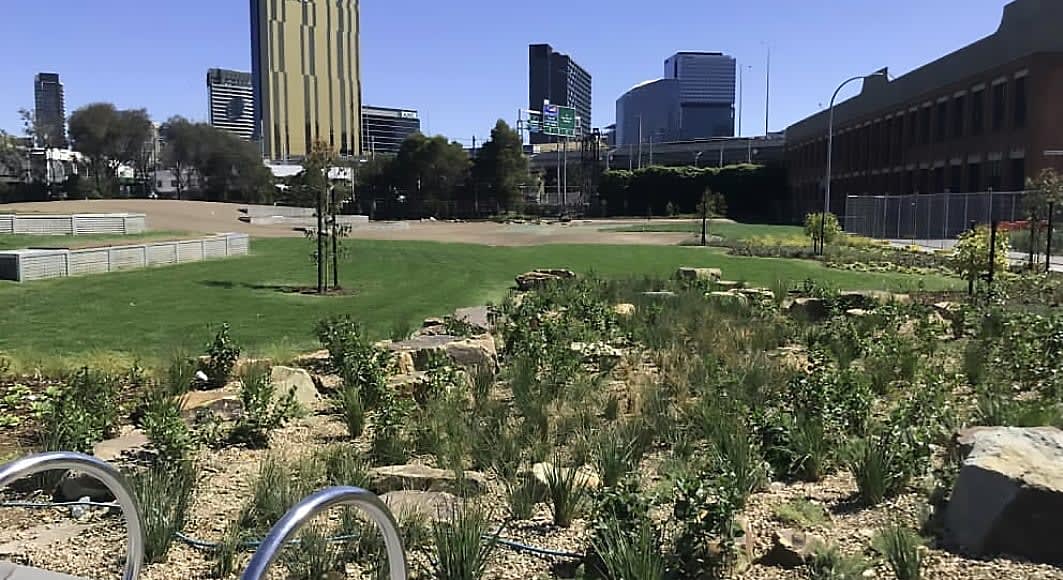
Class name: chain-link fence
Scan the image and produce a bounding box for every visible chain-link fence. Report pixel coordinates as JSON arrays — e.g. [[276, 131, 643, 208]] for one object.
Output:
[[844, 191, 1028, 242]]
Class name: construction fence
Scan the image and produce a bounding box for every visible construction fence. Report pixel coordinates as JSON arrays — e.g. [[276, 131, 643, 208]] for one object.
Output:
[[844, 191, 1028, 241]]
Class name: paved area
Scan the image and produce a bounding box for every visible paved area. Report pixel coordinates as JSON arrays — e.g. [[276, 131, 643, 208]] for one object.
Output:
[[887, 238, 1062, 272], [0, 200, 694, 247]]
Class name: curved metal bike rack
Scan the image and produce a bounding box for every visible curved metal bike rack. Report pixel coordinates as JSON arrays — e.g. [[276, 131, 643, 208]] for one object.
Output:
[[0, 452, 145, 580], [240, 486, 408, 580]]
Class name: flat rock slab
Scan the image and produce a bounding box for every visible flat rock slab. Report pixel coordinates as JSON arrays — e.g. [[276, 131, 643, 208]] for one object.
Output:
[[381, 490, 459, 522], [453, 306, 492, 332], [0, 562, 83, 579], [0, 523, 90, 557], [369, 464, 487, 495], [91, 429, 148, 462], [179, 388, 243, 422]]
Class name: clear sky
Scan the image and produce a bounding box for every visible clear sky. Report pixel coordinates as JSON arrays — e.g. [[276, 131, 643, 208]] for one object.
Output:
[[0, 0, 1012, 145]]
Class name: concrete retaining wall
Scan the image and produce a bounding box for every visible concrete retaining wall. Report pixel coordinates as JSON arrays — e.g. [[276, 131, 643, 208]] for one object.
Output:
[[240, 205, 316, 219], [0, 233, 249, 282], [0, 213, 147, 235]]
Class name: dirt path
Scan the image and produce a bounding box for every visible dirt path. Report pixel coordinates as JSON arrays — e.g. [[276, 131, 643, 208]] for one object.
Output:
[[1, 200, 695, 247]]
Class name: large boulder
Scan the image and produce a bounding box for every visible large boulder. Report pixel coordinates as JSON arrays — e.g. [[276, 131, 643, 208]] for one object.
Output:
[[179, 388, 243, 422], [786, 297, 828, 322], [444, 335, 498, 371], [386, 334, 498, 372], [515, 269, 576, 291], [944, 426, 1063, 563], [270, 366, 321, 410], [706, 291, 749, 307], [760, 529, 825, 568], [369, 464, 487, 495], [838, 290, 912, 310], [675, 267, 723, 282]]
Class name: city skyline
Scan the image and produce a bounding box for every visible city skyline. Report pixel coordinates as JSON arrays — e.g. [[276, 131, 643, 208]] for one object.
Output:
[[0, 1, 1013, 145]]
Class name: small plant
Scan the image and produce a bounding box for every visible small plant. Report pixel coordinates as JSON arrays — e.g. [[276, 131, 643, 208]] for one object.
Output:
[[504, 479, 540, 520], [370, 390, 413, 465], [805, 212, 842, 248], [593, 514, 665, 580], [319, 444, 371, 488], [787, 414, 832, 482], [544, 461, 589, 528], [129, 463, 196, 563], [239, 456, 314, 534], [212, 522, 243, 578], [950, 225, 1010, 290], [283, 523, 343, 580], [198, 323, 241, 389], [847, 433, 907, 506], [773, 498, 829, 528], [229, 362, 300, 448], [594, 428, 638, 488], [427, 501, 500, 580], [669, 472, 743, 579], [872, 525, 923, 580], [334, 379, 366, 439], [39, 367, 121, 453], [141, 390, 195, 466], [806, 544, 871, 580]]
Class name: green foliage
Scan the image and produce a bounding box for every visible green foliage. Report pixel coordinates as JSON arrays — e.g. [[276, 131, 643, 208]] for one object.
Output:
[[472, 120, 529, 212], [130, 463, 196, 564], [198, 323, 240, 389], [847, 428, 924, 506], [872, 525, 923, 580], [282, 524, 343, 580], [428, 501, 500, 580], [318, 444, 371, 488], [594, 427, 640, 489], [335, 379, 366, 439], [544, 461, 589, 528], [773, 498, 829, 528], [669, 472, 743, 579], [805, 212, 842, 246], [950, 225, 1010, 285], [806, 544, 871, 580], [39, 367, 121, 453], [229, 362, 300, 448], [159, 115, 274, 203], [593, 514, 666, 580], [504, 478, 540, 520], [370, 389, 414, 465], [212, 522, 243, 578], [317, 316, 390, 409], [141, 388, 195, 466]]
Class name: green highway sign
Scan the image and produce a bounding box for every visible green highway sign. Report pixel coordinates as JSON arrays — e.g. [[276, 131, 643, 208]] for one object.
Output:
[[542, 104, 578, 138]]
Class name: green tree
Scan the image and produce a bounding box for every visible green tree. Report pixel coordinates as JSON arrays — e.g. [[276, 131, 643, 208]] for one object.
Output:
[[69, 103, 122, 195], [392, 133, 469, 216], [159, 119, 273, 203], [1023, 169, 1063, 266], [159, 117, 197, 199], [805, 212, 842, 250], [951, 225, 1010, 291], [302, 140, 336, 294], [473, 120, 528, 212]]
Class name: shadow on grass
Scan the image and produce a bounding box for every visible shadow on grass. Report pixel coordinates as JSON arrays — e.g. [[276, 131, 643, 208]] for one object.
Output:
[[200, 280, 355, 296]]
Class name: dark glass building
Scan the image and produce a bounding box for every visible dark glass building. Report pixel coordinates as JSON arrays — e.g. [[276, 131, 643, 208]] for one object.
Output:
[[34, 73, 66, 148], [361, 106, 420, 155], [207, 69, 255, 140], [529, 44, 592, 144]]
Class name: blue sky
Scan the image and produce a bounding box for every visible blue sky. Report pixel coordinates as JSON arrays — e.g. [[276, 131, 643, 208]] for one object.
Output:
[[1, 1, 1010, 145]]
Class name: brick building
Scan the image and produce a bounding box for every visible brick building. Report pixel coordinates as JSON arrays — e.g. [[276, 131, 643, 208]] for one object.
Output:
[[785, 0, 1063, 218]]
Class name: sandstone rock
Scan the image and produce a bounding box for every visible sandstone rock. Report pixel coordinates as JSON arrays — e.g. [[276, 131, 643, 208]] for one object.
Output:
[[387, 334, 498, 372], [640, 291, 677, 299], [92, 429, 149, 462], [933, 301, 963, 323], [838, 290, 912, 310], [270, 366, 321, 410], [444, 335, 498, 371], [570, 342, 624, 364], [786, 297, 828, 322], [944, 426, 1063, 563], [382, 490, 459, 522], [612, 303, 636, 317], [391, 351, 417, 376], [706, 291, 748, 306], [515, 269, 576, 291], [369, 464, 487, 495], [675, 267, 723, 282], [388, 372, 430, 398], [179, 388, 243, 422], [714, 280, 743, 290], [845, 308, 871, 318], [453, 306, 493, 332], [526, 463, 601, 497], [737, 288, 775, 301], [760, 528, 825, 568], [0, 522, 90, 557]]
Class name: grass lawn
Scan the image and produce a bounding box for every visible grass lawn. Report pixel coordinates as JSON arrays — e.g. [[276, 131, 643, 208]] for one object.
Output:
[[0, 237, 960, 369], [0, 231, 193, 251], [603, 220, 805, 240]]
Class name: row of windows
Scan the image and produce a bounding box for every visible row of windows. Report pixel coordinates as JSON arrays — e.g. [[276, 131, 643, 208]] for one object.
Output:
[[826, 157, 1025, 194], [790, 73, 1029, 176]]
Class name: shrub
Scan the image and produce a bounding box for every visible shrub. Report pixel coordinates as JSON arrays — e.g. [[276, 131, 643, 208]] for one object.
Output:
[[229, 362, 300, 448], [806, 544, 871, 580], [334, 379, 366, 439], [847, 433, 911, 506], [594, 428, 639, 489], [283, 524, 343, 580], [427, 501, 500, 580], [370, 390, 413, 465], [544, 461, 589, 528], [593, 515, 665, 580], [332, 320, 390, 410], [872, 525, 923, 580], [198, 323, 240, 389], [130, 463, 196, 564], [318, 445, 370, 488], [39, 367, 121, 453], [505, 478, 540, 520], [315, 315, 363, 370], [950, 225, 1010, 287], [141, 390, 195, 466], [773, 498, 829, 528], [805, 212, 842, 247], [669, 472, 743, 579]]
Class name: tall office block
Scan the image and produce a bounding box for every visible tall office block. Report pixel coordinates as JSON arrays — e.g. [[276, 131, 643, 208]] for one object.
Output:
[[207, 69, 255, 140], [361, 106, 420, 155], [34, 73, 67, 148], [251, 0, 362, 160], [664, 52, 736, 139], [529, 44, 592, 144]]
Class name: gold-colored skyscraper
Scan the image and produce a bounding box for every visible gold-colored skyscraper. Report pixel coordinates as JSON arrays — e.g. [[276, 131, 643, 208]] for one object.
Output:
[[251, 0, 361, 160]]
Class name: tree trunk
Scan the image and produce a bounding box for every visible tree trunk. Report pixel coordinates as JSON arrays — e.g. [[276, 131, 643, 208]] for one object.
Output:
[[331, 186, 339, 290], [316, 188, 325, 294]]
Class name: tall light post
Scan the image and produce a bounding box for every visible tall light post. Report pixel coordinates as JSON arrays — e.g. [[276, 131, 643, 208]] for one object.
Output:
[[820, 70, 889, 254], [694, 151, 704, 167]]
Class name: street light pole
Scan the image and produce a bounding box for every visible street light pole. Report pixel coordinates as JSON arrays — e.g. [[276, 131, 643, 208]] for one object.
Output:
[[820, 71, 888, 254], [694, 151, 704, 168]]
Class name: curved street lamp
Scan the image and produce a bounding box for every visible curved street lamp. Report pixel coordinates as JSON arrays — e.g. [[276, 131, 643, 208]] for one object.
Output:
[[820, 70, 889, 254]]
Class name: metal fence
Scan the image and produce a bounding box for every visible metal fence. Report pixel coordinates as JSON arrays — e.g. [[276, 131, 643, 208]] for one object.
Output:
[[844, 191, 1028, 241]]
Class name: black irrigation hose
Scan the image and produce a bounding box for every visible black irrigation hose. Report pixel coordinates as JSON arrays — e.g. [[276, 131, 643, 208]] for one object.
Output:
[[0, 500, 585, 560]]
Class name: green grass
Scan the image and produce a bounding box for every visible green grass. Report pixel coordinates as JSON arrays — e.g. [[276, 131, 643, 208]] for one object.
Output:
[[603, 220, 804, 241], [0, 231, 193, 251], [773, 498, 830, 528], [0, 238, 958, 369]]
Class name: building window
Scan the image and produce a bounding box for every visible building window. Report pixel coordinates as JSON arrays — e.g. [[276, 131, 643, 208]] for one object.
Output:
[[933, 167, 945, 193], [992, 83, 1007, 131], [952, 96, 965, 138], [987, 159, 1003, 189], [936, 101, 948, 143], [950, 165, 963, 192], [1014, 76, 1027, 128], [969, 163, 982, 192], [971, 90, 984, 136], [1010, 157, 1026, 190], [907, 113, 917, 148], [920, 106, 931, 145]]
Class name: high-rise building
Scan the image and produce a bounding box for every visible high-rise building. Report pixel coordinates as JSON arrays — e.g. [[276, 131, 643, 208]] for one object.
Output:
[[250, 0, 362, 160], [615, 52, 736, 147], [361, 106, 420, 155], [34, 73, 66, 148], [207, 69, 255, 140], [529, 44, 592, 144], [664, 52, 737, 139]]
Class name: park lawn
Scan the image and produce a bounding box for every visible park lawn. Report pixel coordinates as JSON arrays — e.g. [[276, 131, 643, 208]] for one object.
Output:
[[0, 237, 960, 370], [603, 220, 805, 241], [0, 231, 193, 251]]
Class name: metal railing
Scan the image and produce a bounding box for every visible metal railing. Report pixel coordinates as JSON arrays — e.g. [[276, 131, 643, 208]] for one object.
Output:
[[240, 486, 408, 580], [845, 191, 1027, 241], [0, 452, 145, 580]]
